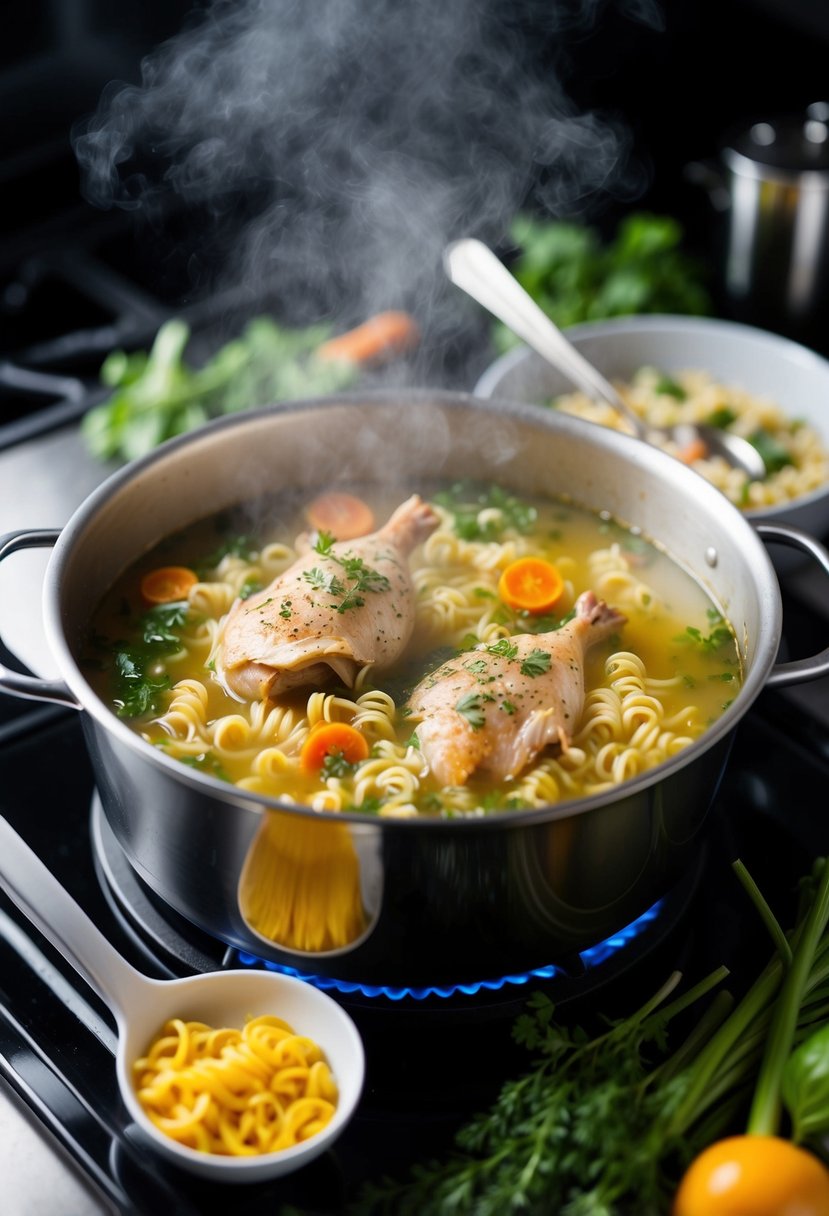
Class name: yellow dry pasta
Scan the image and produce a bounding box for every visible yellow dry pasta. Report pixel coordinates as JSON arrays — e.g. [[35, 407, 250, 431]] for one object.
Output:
[[133, 1014, 338, 1156]]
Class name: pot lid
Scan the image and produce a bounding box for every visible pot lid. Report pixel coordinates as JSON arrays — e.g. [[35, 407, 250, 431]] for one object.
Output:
[[724, 102, 829, 175]]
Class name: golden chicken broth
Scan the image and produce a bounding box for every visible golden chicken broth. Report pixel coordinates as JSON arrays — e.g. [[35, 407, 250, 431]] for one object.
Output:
[[85, 483, 741, 817]]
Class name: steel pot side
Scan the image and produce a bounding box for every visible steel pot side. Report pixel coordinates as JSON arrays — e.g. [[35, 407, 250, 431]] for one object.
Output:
[[2, 391, 827, 984]]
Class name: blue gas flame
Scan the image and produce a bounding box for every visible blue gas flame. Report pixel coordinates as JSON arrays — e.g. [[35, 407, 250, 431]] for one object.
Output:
[[235, 898, 665, 1001]]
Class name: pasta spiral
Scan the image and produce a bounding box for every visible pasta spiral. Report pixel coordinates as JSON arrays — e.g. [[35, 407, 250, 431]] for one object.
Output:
[[133, 1014, 338, 1156]]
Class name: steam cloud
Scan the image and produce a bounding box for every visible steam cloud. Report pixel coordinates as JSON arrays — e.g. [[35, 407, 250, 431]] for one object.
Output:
[[74, 0, 658, 339]]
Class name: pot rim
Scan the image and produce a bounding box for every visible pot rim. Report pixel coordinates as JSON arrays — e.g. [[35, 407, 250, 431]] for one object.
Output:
[[474, 313, 829, 523], [43, 388, 782, 830]]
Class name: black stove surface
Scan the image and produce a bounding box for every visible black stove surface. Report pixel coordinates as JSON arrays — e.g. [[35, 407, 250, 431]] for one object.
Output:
[[1, 670, 828, 1214]]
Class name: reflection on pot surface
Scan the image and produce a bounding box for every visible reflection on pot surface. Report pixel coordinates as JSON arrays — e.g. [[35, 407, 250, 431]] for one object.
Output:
[[238, 812, 382, 956]]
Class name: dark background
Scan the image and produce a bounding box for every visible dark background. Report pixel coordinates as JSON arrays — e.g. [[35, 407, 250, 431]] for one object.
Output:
[[3, 0, 829, 348]]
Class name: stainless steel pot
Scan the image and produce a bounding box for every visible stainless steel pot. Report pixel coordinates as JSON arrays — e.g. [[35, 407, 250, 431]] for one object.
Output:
[[688, 103, 829, 343], [2, 391, 829, 986]]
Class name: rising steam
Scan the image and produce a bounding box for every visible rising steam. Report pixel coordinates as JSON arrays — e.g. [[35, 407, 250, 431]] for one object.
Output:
[[73, 0, 658, 332]]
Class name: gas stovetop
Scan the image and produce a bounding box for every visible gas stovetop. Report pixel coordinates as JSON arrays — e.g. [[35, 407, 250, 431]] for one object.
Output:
[[2, 199, 829, 1216], [1, 674, 829, 1213]]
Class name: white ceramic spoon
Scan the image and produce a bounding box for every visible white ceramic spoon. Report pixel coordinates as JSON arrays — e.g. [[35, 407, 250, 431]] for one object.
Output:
[[445, 237, 767, 482], [0, 816, 364, 1183]]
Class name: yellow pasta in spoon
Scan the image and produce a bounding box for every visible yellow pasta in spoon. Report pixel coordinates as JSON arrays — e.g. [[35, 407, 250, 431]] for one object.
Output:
[[133, 1014, 338, 1156]]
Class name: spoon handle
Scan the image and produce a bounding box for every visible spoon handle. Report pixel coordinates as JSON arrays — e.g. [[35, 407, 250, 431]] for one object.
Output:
[[0, 816, 148, 1023], [444, 238, 647, 439]]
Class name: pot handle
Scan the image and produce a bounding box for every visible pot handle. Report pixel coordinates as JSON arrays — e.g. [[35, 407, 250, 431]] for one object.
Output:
[[0, 530, 80, 710], [757, 523, 829, 688]]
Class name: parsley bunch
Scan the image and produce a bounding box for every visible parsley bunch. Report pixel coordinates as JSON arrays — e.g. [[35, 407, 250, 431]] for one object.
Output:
[[353, 858, 829, 1215]]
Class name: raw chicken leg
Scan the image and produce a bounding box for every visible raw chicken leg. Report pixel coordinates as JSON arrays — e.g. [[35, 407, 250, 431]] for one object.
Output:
[[217, 495, 439, 700], [408, 590, 626, 785]]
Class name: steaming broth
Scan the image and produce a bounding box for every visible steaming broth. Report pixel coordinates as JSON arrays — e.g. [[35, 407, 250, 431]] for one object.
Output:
[[85, 483, 741, 817]]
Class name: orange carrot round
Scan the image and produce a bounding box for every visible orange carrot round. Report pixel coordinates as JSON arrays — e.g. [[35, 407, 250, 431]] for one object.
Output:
[[315, 311, 419, 366], [498, 557, 564, 614], [676, 436, 709, 465], [305, 492, 375, 540], [300, 723, 370, 772], [140, 566, 198, 605]]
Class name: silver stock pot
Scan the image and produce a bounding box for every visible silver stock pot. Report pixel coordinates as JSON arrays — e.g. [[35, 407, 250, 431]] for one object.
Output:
[[2, 392, 829, 986]]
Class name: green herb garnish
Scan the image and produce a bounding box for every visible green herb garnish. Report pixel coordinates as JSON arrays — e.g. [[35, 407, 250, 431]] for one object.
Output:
[[455, 693, 486, 730], [434, 482, 537, 542], [520, 649, 552, 677], [302, 539, 391, 614], [748, 428, 795, 475]]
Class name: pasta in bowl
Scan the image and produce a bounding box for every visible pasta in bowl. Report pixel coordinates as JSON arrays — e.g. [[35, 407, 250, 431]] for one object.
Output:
[[475, 314, 829, 543]]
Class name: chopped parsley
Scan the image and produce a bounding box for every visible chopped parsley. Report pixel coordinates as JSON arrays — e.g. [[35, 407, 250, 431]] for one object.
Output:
[[486, 638, 519, 660], [238, 577, 263, 600], [652, 373, 687, 400], [520, 649, 552, 677], [433, 482, 537, 542], [748, 428, 794, 475], [455, 692, 487, 730], [675, 610, 734, 655], [705, 405, 738, 430], [196, 533, 256, 575], [321, 750, 359, 779], [304, 533, 391, 613], [179, 751, 231, 782], [111, 600, 191, 719]]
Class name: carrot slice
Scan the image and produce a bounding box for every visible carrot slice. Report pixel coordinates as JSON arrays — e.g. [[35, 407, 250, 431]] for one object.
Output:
[[315, 311, 419, 366], [498, 557, 564, 614], [140, 565, 198, 605], [305, 492, 375, 540], [300, 723, 370, 772], [676, 437, 709, 465]]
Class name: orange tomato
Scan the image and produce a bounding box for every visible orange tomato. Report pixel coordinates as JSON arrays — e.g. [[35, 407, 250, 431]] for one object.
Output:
[[299, 722, 370, 772], [140, 565, 198, 605], [497, 557, 564, 614], [304, 492, 375, 541], [672, 1135, 829, 1216]]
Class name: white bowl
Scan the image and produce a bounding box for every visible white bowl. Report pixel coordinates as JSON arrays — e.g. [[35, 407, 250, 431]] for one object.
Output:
[[475, 315, 829, 546]]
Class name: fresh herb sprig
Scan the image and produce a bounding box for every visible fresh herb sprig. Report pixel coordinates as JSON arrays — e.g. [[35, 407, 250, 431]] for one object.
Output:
[[111, 601, 191, 718], [304, 531, 390, 613], [352, 857, 829, 1216]]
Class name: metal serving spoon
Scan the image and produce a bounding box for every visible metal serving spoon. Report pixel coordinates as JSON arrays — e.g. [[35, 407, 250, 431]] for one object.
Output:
[[445, 238, 767, 482], [0, 816, 364, 1183]]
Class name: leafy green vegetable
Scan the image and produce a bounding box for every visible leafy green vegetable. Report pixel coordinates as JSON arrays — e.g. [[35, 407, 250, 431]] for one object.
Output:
[[748, 427, 795, 475], [494, 212, 711, 352], [705, 406, 739, 430], [434, 482, 537, 542], [782, 1024, 829, 1145], [675, 610, 734, 655], [178, 751, 231, 782], [652, 373, 687, 400], [83, 316, 358, 463], [353, 857, 829, 1216], [111, 600, 191, 719]]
